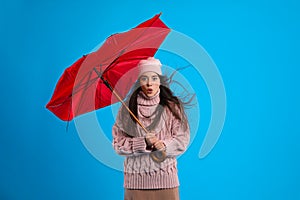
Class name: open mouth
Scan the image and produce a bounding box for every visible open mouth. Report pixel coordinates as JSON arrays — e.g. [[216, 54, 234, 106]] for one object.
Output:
[[146, 89, 153, 93]]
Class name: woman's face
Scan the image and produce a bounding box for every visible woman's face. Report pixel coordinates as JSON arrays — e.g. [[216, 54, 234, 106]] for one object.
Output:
[[139, 71, 160, 97]]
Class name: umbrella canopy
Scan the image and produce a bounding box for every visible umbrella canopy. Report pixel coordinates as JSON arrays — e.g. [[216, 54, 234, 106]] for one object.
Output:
[[46, 14, 170, 121]]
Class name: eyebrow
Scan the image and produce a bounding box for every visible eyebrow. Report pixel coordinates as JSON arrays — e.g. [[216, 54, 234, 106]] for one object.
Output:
[[140, 75, 159, 78]]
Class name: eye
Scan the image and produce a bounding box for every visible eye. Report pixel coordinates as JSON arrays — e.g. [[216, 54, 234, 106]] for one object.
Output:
[[140, 76, 148, 82], [152, 76, 159, 81]]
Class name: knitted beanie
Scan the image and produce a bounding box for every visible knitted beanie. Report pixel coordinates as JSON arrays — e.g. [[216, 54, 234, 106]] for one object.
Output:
[[138, 57, 162, 77]]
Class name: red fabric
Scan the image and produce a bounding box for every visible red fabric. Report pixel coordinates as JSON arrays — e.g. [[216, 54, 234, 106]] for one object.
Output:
[[46, 14, 170, 121]]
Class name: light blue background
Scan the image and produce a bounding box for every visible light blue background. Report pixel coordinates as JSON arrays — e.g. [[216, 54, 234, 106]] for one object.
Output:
[[1, 0, 299, 199]]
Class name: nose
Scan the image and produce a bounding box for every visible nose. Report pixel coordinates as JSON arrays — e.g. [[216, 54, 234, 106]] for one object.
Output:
[[146, 79, 152, 86]]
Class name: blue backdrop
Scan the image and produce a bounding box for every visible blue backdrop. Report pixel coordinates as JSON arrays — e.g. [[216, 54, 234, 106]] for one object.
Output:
[[1, 0, 299, 199]]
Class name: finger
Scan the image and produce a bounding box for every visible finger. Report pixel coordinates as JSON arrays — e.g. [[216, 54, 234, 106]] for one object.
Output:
[[146, 136, 158, 147], [146, 136, 155, 143], [156, 145, 164, 151], [154, 141, 165, 150], [146, 133, 156, 138], [149, 138, 158, 145]]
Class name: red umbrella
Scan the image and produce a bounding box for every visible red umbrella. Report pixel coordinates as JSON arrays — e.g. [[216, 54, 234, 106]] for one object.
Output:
[[46, 13, 170, 121]]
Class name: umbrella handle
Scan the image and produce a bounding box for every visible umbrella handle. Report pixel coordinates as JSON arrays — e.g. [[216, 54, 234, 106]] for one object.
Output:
[[150, 149, 167, 163]]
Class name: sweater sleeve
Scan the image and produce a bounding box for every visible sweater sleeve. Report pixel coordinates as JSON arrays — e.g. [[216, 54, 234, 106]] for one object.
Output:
[[112, 107, 151, 156], [112, 125, 151, 156], [163, 109, 190, 157]]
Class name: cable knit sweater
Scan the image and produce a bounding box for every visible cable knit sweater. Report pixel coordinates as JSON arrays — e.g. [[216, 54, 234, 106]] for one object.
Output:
[[112, 91, 190, 189]]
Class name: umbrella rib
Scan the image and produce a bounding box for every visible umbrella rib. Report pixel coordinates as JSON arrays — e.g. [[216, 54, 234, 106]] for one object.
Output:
[[72, 76, 98, 96], [74, 70, 94, 116], [48, 76, 98, 111]]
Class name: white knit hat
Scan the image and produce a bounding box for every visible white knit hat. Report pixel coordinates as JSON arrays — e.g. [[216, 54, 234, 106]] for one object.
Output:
[[137, 57, 162, 77]]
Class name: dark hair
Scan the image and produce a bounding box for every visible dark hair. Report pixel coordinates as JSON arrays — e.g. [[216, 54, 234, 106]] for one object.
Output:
[[121, 74, 194, 131]]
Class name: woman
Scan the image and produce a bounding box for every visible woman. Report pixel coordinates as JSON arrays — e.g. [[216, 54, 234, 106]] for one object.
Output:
[[112, 57, 190, 200]]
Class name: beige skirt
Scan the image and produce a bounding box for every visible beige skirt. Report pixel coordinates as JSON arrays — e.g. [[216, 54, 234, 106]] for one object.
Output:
[[124, 187, 179, 200]]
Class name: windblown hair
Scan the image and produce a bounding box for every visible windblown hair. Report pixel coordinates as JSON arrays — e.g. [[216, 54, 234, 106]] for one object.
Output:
[[121, 74, 194, 132]]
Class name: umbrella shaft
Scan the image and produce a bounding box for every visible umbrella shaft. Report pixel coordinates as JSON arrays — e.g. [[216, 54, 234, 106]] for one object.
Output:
[[112, 88, 149, 134], [94, 68, 149, 133]]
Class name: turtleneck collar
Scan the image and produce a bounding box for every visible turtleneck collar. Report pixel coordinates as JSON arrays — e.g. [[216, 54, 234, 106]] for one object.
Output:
[[137, 89, 160, 106]]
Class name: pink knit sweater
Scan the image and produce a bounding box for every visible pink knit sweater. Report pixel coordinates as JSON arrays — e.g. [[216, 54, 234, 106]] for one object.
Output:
[[112, 91, 190, 189]]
